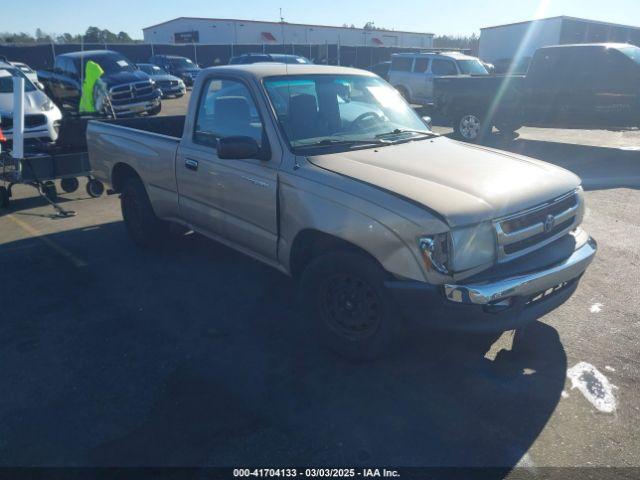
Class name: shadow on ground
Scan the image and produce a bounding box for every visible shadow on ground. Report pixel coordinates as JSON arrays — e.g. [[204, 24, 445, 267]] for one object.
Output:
[[0, 221, 567, 472], [477, 134, 640, 191]]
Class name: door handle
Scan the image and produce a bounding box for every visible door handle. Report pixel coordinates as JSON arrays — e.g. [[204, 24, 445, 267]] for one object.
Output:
[[185, 158, 199, 171]]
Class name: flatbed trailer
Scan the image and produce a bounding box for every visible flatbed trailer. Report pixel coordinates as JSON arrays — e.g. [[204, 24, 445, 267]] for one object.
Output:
[[0, 116, 104, 208]]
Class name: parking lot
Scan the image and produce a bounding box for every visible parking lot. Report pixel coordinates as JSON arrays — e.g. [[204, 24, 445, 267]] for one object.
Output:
[[0, 93, 639, 472]]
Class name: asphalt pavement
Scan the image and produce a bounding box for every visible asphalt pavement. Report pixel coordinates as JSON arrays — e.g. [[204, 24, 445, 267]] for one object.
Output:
[[0, 94, 638, 474]]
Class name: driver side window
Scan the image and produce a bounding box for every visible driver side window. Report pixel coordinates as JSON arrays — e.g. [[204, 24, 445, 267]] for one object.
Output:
[[193, 78, 264, 148]]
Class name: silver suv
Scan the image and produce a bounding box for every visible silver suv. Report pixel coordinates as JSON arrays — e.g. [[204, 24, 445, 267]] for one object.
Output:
[[388, 51, 489, 105]]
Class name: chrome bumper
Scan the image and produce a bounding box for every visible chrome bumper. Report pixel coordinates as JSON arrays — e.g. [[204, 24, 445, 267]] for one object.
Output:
[[112, 98, 160, 115], [444, 231, 597, 305]]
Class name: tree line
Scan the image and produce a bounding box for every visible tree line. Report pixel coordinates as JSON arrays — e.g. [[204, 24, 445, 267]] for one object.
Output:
[[0, 27, 140, 44]]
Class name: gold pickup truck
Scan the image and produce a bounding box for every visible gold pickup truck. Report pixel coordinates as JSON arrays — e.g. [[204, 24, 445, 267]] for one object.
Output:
[[88, 64, 597, 357]]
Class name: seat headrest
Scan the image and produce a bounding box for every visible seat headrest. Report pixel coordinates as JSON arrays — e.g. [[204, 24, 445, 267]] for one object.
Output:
[[289, 94, 318, 120], [214, 96, 250, 124]]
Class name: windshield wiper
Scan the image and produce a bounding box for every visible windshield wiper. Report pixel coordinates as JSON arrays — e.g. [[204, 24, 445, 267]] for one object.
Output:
[[299, 138, 391, 149], [375, 129, 438, 140]]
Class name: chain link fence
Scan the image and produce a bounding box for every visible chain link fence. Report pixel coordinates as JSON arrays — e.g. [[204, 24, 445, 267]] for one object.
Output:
[[0, 42, 446, 70]]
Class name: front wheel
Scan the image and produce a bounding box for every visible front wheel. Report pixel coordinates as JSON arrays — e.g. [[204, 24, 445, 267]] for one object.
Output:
[[454, 113, 489, 142], [495, 123, 522, 137], [299, 251, 405, 360], [148, 102, 162, 116]]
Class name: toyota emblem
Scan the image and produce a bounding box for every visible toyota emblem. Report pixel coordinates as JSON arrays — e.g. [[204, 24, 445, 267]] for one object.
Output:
[[544, 214, 556, 232]]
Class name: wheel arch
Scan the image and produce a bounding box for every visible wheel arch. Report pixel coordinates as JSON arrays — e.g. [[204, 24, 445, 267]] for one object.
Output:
[[289, 229, 384, 280], [111, 162, 142, 193]]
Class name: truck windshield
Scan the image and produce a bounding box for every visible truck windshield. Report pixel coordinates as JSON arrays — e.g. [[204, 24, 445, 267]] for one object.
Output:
[[169, 58, 196, 68], [456, 59, 489, 75], [139, 64, 168, 75], [264, 75, 431, 152], [87, 54, 137, 74], [0, 68, 37, 93], [619, 46, 640, 65]]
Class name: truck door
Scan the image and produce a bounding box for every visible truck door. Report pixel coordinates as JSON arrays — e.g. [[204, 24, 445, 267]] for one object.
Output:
[[430, 59, 459, 104], [58, 58, 82, 110], [411, 57, 430, 102], [523, 49, 571, 126], [589, 48, 639, 127], [176, 76, 279, 261]]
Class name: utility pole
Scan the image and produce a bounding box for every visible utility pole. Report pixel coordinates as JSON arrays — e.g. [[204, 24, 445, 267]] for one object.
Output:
[[280, 8, 285, 45]]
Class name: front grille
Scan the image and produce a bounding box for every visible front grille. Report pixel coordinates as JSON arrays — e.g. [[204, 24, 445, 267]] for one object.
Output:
[[495, 191, 580, 261], [109, 81, 155, 103], [0, 114, 47, 130]]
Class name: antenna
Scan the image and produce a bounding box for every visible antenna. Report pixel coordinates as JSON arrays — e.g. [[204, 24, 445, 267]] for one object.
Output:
[[279, 8, 284, 23]]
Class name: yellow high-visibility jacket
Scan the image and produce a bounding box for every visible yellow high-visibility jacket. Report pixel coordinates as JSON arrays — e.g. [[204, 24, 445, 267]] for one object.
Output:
[[79, 61, 105, 114]]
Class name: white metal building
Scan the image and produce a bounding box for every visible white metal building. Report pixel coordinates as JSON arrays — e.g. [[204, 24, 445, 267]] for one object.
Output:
[[142, 17, 434, 48], [479, 16, 640, 66]]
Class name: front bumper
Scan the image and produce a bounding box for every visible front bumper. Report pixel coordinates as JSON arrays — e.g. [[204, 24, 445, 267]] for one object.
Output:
[[111, 97, 160, 116], [386, 233, 597, 332], [2, 108, 63, 143], [158, 85, 186, 98]]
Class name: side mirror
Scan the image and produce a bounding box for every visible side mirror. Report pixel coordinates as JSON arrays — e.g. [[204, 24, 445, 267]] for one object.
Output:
[[217, 136, 262, 160], [421, 116, 433, 130]]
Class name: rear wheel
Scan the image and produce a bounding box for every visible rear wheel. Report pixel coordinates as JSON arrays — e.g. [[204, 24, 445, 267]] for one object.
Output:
[[495, 123, 522, 137], [60, 177, 79, 193], [454, 112, 489, 142], [120, 177, 167, 248], [86, 179, 104, 198], [299, 251, 405, 360]]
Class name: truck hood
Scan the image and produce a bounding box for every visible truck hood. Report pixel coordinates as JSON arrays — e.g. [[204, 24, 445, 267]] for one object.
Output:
[[101, 69, 152, 88], [307, 136, 581, 227]]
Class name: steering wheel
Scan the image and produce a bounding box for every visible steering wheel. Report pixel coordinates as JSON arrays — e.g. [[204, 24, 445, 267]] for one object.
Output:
[[349, 111, 383, 131]]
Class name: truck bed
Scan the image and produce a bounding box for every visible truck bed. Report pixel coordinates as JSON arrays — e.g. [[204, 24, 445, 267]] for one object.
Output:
[[434, 75, 525, 119], [87, 116, 184, 218]]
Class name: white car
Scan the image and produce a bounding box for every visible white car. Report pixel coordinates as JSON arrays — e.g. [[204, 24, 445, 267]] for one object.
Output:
[[0, 62, 62, 144], [9, 61, 45, 90]]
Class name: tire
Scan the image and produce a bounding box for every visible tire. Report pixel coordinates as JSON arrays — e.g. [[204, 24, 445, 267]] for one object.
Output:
[[148, 102, 162, 116], [495, 123, 522, 137], [86, 179, 104, 198], [120, 177, 167, 248], [0, 186, 9, 208], [396, 86, 411, 104], [299, 250, 405, 360], [454, 112, 490, 142], [60, 177, 79, 193], [42, 181, 57, 201]]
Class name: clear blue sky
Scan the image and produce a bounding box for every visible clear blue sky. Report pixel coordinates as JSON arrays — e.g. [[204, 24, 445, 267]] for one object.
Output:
[[5, 0, 640, 38]]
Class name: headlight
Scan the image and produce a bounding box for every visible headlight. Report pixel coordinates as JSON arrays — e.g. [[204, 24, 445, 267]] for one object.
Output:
[[450, 222, 496, 272], [41, 99, 55, 111], [418, 233, 450, 274], [419, 222, 497, 275]]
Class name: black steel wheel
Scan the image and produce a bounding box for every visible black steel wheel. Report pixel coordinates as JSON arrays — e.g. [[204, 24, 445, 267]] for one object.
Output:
[[320, 272, 383, 341], [300, 250, 405, 359], [86, 179, 104, 198], [60, 177, 80, 193]]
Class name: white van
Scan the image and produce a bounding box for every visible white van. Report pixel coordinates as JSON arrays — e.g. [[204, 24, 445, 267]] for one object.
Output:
[[388, 51, 489, 105]]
